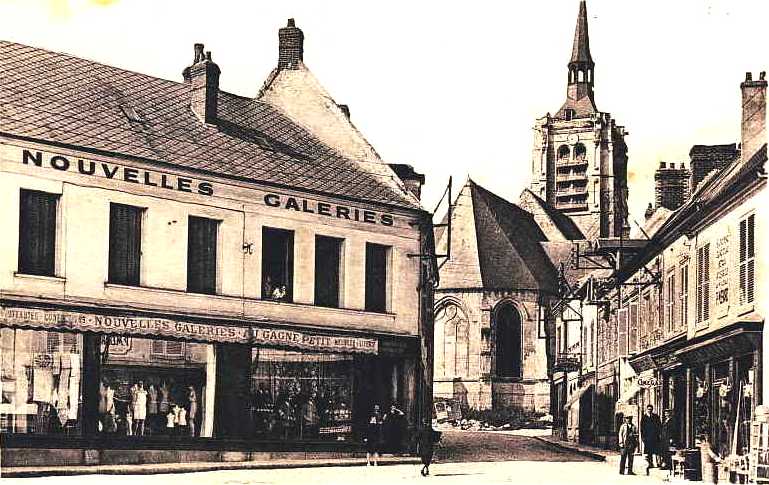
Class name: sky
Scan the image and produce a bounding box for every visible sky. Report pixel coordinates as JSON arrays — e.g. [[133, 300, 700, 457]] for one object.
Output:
[[1, 0, 767, 224]]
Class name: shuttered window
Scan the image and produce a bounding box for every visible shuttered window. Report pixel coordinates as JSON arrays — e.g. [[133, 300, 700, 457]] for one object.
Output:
[[628, 301, 638, 353], [696, 244, 710, 323], [261, 227, 294, 302], [365, 243, 389, 313], [314, 235, 343, 308], [667, 273, 676, 333], [739, 214, 755, 305], [617, 308, 628, 357], [108, 203, 143, 285], [187, 216, 219, 294], [680, 264, 689, 330], [18, 190, 59, 276]]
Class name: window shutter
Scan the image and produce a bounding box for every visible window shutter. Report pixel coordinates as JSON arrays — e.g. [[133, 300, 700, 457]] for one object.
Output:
[[109, 204, 142, 285], [187, 216, 218, 294], [703, 244, 710, 321], [19, 190, 58, 276], [617, 309, 628, 356], [740, 214, 755, 304]]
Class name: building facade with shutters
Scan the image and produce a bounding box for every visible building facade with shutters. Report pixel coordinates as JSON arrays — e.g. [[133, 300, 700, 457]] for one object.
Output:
[[563, 72, 767, 460], [0, 21, 437, 467]]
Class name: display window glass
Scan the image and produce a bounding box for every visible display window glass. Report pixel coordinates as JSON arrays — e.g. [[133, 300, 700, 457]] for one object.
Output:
[[249, 348, 355, 441], [0, 328, 83, 435], [98, 335, 213, 438]]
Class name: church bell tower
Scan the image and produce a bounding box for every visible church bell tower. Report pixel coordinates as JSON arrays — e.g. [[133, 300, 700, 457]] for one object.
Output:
[[529, 0, 629, 240]]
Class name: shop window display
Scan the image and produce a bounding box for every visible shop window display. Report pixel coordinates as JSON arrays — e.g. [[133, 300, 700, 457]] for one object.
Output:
[[0, 328, 83, 435], [98, 335, 211, 438], [249, 348, 355, 441]]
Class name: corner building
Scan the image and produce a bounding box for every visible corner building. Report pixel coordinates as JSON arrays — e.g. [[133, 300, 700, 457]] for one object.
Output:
[[0, 22, 436, 467]]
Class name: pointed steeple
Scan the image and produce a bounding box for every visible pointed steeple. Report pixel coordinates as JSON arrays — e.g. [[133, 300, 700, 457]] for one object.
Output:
[[557, 0, 597, 119], [570, 0, 593, 65]]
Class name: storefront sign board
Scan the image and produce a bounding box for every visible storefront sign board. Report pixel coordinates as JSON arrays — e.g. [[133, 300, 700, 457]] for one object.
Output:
[[251, 326, 378, 355], [0, 306, 250, 344]]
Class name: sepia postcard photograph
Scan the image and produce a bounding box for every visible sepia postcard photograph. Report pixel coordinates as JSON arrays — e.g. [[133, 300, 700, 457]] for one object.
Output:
[[0, 1, 767, 483]]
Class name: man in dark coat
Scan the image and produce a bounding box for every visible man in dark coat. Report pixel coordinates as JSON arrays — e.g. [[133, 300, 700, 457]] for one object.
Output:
[[660, 409, 678, 469], [641, 404, 662, 473]]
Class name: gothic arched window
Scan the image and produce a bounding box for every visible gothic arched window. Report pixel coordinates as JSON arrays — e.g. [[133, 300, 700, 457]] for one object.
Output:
[[434, 303, 470, 378], [494, 302, 522, 378], [558, 145, 570, 161]]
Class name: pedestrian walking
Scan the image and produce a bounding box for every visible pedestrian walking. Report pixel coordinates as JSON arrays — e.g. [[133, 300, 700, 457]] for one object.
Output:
[[417, 422, 441, 477], [619, 415, 638, 475], [364, 404, 383, 466], [641, 404, 662, 473]]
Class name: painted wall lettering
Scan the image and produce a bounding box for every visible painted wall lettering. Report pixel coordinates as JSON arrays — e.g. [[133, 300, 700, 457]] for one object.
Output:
[[262, 193, 395, 227], [21, 149, 215, 196]]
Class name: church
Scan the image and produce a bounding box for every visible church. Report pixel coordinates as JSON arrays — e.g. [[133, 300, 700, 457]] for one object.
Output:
[[433, 0, 629, 414]]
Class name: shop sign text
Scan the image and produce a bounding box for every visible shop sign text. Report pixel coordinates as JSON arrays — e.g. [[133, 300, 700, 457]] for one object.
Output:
[[21, 149, 214, 196], [263, 193, 393, 226], [714, 231, 730, 315], [252, 326, 378, 355]]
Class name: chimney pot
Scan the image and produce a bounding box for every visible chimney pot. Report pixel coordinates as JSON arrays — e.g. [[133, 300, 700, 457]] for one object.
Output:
[[278, 18, 304, 69], [740, 68, 767, 161], [338, 104, 350, 120], [660, 161, 666, 169], [183, 43, 220, 125]]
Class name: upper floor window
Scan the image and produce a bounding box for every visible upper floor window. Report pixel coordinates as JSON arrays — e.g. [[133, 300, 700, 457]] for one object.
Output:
[[666, 272, 676, 333], [696, 244, 711, 323], [262, 227, 294, 302], [680, 263, 689, 330], [18, 189, 59, 276], [364, 243, 390, 313], [574, 143, 587, 162], [314, 235, 343, 308], [187, 216, 219, 295], [739, 214, 755, 305], [108, 203, 143, 286]]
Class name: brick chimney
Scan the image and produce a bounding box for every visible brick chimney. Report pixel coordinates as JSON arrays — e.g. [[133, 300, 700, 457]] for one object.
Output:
[[654, 161, 690, 210], [741, 71, 767, 162], [388, 163, 425, 201], [278, 18, 304, 69], [183, 43, 220, 125]]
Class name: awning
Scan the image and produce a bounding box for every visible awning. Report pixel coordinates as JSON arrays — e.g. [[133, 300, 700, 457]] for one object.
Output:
[[617, 383, 641, 404], [563, 383, 592, 411]]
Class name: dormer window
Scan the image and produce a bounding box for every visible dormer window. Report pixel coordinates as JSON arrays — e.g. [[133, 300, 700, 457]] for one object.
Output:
[[565, 109, 575, 121]]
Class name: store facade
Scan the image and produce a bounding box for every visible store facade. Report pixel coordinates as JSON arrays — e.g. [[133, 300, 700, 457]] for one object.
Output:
[[0, 36, 436, 466]]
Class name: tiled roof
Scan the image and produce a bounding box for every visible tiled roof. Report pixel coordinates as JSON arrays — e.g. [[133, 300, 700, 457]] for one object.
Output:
[[436, 180, 558, 291], [570, 0, 593, 66], [0, 41, 419, 210], [519, 189, 585, 241], [689, 143, 739, 161]]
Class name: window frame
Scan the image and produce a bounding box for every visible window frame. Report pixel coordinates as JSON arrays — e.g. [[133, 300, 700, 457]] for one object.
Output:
[[696, 243, 711, 325], [739, 213, 756, 306], [364, 242, 391, 313], [313, 235, 344, 309], [261, 226, 295, 302], [107, 203, 144, 286], [186, 215, 220, 295], [18, 189, 60, 277]]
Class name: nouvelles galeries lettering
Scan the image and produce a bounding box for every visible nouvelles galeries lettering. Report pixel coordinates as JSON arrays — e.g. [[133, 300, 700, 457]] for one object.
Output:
[[21, 149, 214, 196]]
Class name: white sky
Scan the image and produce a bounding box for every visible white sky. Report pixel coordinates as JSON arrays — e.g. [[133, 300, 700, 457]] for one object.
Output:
[[1, 0, 767, 224]]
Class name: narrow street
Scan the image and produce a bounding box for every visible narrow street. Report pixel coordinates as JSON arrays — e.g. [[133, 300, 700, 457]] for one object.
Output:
[[0, 432, 667, 484]]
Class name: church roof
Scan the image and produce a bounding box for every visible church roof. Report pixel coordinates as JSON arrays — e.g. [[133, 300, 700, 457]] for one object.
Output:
[[519, 189, 585, 241], [570, 0, 594, 66], [0, 39, 420, 210], [436, 180, 558, 291]]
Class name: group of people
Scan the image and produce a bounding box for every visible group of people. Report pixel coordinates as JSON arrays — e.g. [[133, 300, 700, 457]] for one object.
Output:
[[618, 405, 679, 475], [362, 403, 409, 465], [98, 378, 198, 437]]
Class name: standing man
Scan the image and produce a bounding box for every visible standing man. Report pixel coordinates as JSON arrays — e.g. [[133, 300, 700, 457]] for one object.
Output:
[[641, 404, 662, 473], [660, 409, 678, 469], [619, 415, 638, 475]]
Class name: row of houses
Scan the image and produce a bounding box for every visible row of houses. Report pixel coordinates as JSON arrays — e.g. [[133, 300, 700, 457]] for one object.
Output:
[[554, 71, 767, 475]]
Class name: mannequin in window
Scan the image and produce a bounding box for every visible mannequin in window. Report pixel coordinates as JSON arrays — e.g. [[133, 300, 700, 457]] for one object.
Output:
[[263, 276, 274, 300], [272, 285, 287, 301], [187, 386, 197, 437], [159, 381, 170, 416], [147, 383, 158, 434], [99, 380, 116, 433], [132, 380, 147, 436]]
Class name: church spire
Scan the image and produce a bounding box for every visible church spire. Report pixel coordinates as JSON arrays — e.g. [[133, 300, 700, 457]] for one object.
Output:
[[558, 0, 596, 119], [570, 0, 593, 66]]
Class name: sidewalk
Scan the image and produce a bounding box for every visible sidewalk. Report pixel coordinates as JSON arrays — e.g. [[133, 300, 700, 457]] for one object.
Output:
[[534, 435, 671, 482], [0, 455, 421, 478]]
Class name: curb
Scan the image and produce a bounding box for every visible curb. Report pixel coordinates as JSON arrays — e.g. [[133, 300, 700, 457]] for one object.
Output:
[[532, 436, 608, 462], [1, 457, 422, 478]]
